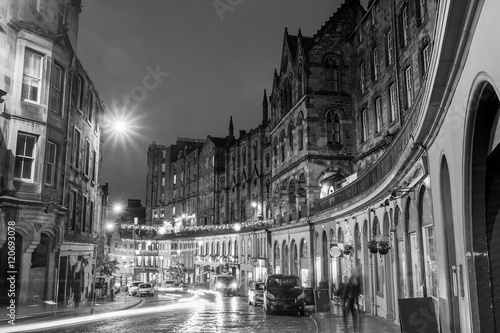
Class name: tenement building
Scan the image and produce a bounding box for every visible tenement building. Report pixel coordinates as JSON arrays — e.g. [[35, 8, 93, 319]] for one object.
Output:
[[142, 0, 500, 331], [0, 0, 107, 314]]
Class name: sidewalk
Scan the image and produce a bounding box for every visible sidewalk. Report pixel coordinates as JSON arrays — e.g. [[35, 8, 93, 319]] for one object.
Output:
[[309, 308, 401, 333], [0, 294, 144, 325]]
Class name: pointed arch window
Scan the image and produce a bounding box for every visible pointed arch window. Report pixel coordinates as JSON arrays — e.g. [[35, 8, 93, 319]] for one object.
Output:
[[288, 123, 294, 149], [242, 148, 246, 165], [325, 56, 339, 92], [253, 141, 258, 161], [297, 112, 304, 150], [280, 131, 286, 162]]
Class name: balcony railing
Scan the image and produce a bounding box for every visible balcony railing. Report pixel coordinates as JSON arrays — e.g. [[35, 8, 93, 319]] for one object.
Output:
[[313, 80, 427, 213]]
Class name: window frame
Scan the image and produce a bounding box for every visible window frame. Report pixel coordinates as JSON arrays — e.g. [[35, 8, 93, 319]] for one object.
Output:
[[85, 139, 91, 177], [405, 66, 414, 109], [386, 29, 394, 66], [359, 62, 366, 93], [389, 83, 398, 122], [325, 56, 339, 92], [76, 75, 84, 111], [50, 62, 64, 115], [21, 49, 43, 103], [421, 45, 431, 77], [73, 127, 81, 169], [373, 47, 380, 81], [81, 195, 88, 233], [375, 97, 382, 133], [14, 132, 37, 181], [69, 190, 78, 231], [401, 6, 410, 47], [44, 141, 57, 187], [361, 109, 368, 142]]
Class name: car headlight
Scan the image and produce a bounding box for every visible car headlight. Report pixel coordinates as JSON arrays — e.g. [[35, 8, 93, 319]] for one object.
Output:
[[266, 293, 275, 300], [216, 283, 223, 289], [231, 282, 237, 289]]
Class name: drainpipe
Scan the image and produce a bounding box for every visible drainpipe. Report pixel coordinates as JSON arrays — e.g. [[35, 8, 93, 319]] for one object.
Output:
[[61, 54, 74, 210]]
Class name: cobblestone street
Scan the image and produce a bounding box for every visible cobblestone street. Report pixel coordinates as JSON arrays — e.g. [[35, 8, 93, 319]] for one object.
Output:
[[1, 293, 401, 333]]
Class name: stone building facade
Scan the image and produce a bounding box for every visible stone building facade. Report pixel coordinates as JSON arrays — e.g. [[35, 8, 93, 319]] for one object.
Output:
[[0, 0, 106, 314], [143, 1, 500, 331]]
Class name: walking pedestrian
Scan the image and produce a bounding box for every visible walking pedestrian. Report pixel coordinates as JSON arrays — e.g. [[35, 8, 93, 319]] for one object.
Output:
[[343, 272, 361, 320]]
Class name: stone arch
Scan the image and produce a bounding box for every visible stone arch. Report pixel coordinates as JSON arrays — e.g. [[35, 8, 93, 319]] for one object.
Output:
[[464, 78, 500, 330]]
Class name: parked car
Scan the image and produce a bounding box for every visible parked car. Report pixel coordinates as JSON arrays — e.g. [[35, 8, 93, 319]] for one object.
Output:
[[137, 283, 154, 297], [248, 282, 265, 306], [263, 274, 306, 316], [128, 281, 144, 296], [213, 274, 238, 296]]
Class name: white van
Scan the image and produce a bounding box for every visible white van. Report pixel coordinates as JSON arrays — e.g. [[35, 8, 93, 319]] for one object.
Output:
[[128, 281, 143, 296]]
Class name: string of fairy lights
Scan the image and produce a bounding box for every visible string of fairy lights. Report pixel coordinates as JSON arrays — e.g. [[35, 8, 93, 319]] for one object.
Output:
[[119, 218, 274, 234]]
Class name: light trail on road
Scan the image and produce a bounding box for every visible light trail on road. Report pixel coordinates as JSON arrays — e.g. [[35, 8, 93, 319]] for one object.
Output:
[[2, 298, 206, 333]]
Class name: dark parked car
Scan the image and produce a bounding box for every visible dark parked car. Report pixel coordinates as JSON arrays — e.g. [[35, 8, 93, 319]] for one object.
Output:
[[263, 274, 306, 316]]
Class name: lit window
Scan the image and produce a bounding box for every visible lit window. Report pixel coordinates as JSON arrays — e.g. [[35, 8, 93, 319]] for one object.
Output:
[[44, 141, 57, 186], [15, 133, 37, 180], [375, 97, 382, 133], [424, 226, 437, 298], [22, 50, 43, 103]]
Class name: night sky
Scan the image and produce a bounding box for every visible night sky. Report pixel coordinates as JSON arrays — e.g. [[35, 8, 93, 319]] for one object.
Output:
[[77, 0, 367, 206]]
